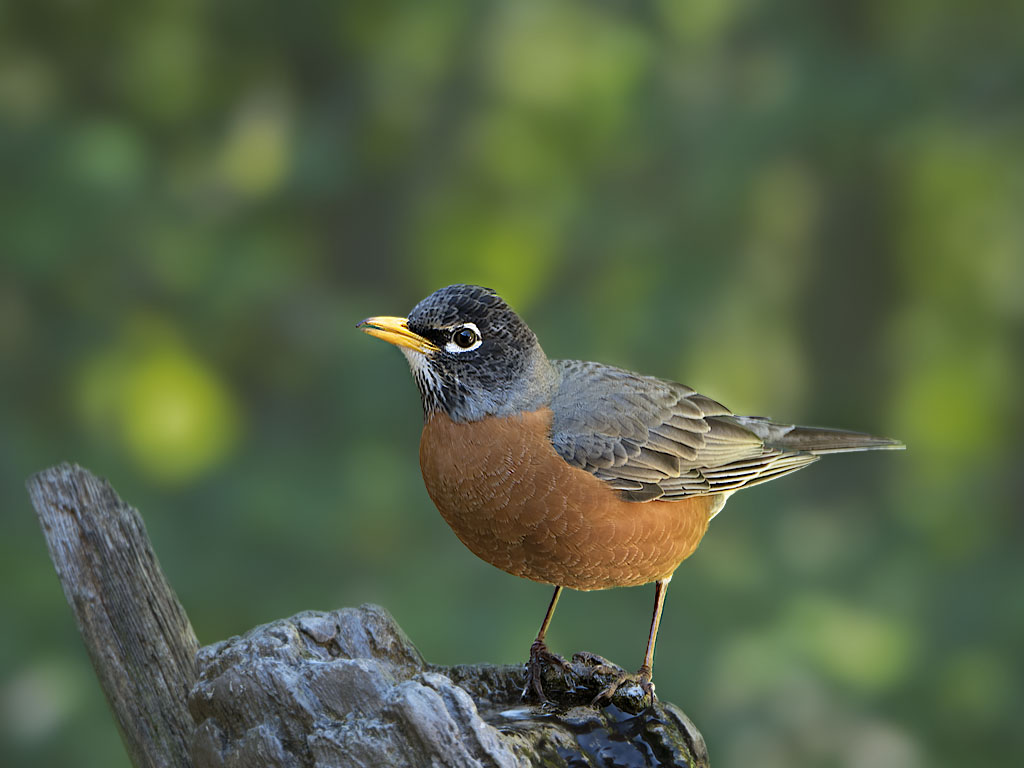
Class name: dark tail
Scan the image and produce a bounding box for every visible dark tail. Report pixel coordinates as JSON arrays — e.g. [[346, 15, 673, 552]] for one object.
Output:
[[730, 416, 905, 454]]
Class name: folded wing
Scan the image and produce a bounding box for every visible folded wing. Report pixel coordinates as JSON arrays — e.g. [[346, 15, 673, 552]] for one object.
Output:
[[549, 360, 902, 502]]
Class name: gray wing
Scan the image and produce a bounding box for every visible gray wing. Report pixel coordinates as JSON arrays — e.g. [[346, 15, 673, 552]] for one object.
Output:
[[549, 360, 886, 502]]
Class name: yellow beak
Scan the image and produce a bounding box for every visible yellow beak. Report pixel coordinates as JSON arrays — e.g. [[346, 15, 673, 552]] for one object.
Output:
[[357, 316, 439, 354]]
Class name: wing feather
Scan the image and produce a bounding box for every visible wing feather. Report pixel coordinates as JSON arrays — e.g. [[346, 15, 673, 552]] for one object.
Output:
[[549, 360, 820, 502]]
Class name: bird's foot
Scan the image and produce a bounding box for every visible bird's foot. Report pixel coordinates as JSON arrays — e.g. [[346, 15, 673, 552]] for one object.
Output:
[[590, 663, 656, 708], [567, 652, 657, 713], [522, 639, 572, 702]]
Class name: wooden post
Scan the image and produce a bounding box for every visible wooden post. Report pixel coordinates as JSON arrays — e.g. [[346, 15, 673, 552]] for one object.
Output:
[[27, 463, 198, 768]]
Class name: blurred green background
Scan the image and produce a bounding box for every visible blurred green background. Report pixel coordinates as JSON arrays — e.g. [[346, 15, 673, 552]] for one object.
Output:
[[2, 1, 1021, 766]]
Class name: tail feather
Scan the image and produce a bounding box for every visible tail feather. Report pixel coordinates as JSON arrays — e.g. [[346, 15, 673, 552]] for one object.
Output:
[[730, 416, 905, 454]]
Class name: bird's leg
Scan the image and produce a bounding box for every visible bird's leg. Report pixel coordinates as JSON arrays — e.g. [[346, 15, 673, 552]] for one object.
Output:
[[523, 585, 571, 702], [592, 576, 670, 706], [630, 575, 669, 702]]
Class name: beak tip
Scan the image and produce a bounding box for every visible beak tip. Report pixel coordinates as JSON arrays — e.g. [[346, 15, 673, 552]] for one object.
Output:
[[356, 315, 435, 353], [356, 317, 385, 332]]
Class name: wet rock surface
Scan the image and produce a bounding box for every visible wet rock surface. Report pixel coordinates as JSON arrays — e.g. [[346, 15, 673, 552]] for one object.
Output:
[[189, 604, 709, 768]]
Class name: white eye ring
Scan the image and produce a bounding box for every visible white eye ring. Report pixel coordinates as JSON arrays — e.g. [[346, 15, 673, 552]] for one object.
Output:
[[445, 322, 483, 354]]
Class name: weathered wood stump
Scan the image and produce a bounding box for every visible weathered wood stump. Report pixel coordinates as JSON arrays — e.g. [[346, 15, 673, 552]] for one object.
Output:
[[28, 463, 199, 768], [28, 463, 709, 768]]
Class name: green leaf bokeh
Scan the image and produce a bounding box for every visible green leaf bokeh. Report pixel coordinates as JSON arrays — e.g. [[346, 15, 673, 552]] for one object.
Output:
[[2, 2, 1021, 766]]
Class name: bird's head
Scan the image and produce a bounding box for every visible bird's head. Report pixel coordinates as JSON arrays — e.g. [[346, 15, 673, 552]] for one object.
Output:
[[358, 284, 558, 422]]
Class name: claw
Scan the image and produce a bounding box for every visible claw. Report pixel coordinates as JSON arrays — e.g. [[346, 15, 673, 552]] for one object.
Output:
[[522, 639, 571, 702], [591, 665, 656, 707]]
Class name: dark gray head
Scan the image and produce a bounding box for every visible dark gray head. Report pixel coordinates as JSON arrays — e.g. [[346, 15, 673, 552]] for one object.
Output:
[[358, 284, 558, 422]]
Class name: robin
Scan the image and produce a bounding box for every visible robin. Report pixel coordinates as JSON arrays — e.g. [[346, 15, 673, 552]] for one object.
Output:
[[358, 284, 903, 703]]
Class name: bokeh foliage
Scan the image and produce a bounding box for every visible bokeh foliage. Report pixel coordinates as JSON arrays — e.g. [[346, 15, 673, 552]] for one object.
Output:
[[2, 1, 1021, 767]]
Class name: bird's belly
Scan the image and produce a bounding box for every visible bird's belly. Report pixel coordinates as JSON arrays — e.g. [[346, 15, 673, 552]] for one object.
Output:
[[419, 409, 718, 591]]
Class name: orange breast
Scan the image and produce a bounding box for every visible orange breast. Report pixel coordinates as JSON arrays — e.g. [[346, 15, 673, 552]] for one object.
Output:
[[419, 408, 720, 591]]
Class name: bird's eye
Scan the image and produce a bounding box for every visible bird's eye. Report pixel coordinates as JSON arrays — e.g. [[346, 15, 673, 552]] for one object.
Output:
[[445, 323, 482, 353], [453, 327, 477, 348]]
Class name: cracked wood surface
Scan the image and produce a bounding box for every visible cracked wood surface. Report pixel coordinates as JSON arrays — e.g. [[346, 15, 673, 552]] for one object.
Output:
[[28, 463, 199, 768]]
